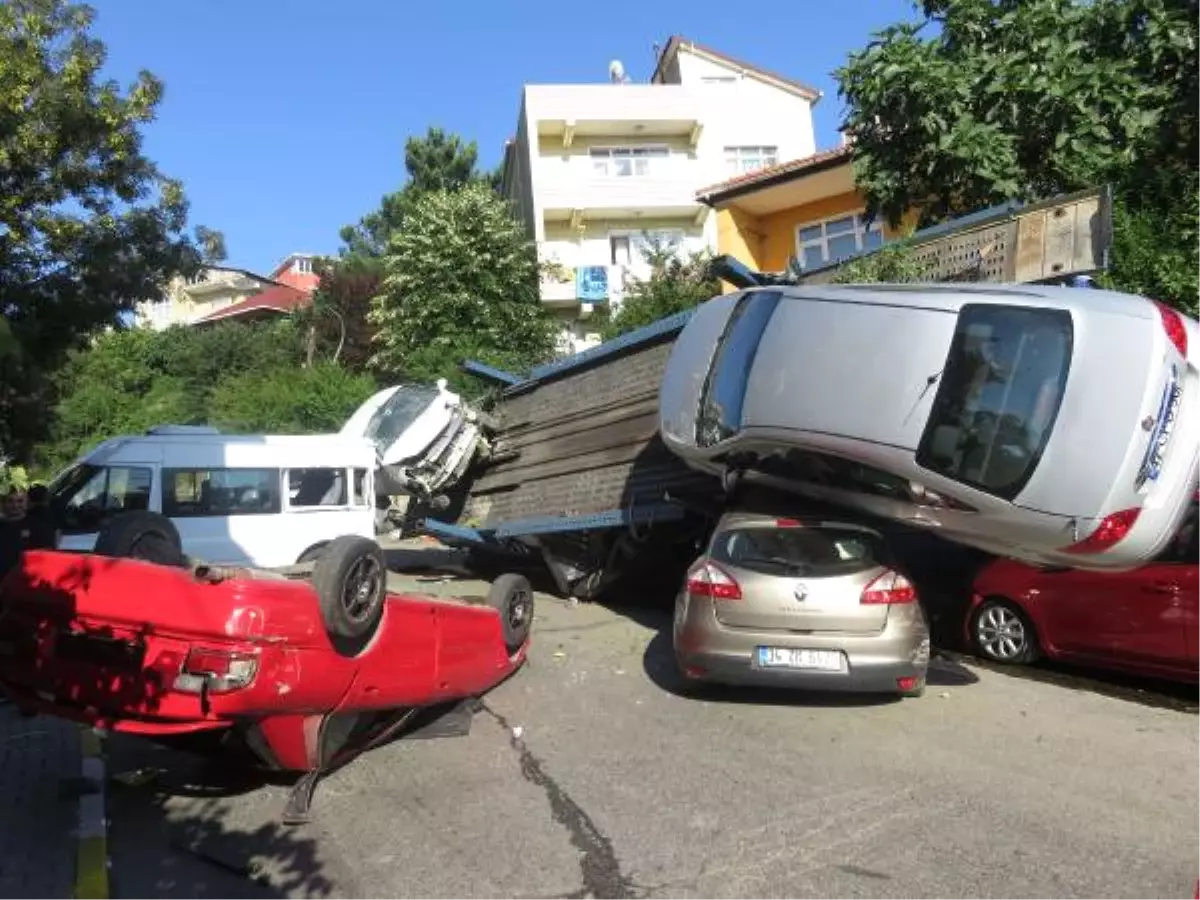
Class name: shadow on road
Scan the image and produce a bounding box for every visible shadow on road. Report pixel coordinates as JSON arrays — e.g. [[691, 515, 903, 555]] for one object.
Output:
[[106, 737, 335, 899]]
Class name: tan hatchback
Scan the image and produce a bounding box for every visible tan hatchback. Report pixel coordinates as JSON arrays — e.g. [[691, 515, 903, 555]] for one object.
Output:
[[673, 511, 931, 698]]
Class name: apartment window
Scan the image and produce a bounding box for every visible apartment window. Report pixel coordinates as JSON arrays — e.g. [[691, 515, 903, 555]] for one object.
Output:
[[724, 146, 779, 175], [590, 146, 668, 178], [295, 257, 312, 274], [795, 212, 885, 270], [610, 230, 684, 267]]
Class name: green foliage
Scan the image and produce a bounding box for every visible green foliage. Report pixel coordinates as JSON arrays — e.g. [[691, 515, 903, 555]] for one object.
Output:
[[0, 464, 29, 494], [35, 319, 314, 473], [836, 0, 1198, 310], [837, 0, 1195, 225], [601, 238, 720, 340], [828, 241, 929, 284], [208, 362, 377, 434], [339, 127, 495, 258], [369, 182, 556, 392], [0, 0, 222, 460]]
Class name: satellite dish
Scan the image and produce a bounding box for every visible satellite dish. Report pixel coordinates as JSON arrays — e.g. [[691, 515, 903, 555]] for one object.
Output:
[[608, 59, 628, 83]]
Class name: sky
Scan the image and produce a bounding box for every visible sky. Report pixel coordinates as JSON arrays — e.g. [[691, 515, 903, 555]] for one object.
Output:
[[90, 0, 920, 274]]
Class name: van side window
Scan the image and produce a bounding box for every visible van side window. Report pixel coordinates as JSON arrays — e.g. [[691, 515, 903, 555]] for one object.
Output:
[[163, 468, 281, 517], [288, 468, 348, 508], [55, 464, 153, 534], [352, 468, 369, 507]]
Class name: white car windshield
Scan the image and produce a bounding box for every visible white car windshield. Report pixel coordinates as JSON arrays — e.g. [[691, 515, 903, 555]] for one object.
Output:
[[364, 385, 441, 456]]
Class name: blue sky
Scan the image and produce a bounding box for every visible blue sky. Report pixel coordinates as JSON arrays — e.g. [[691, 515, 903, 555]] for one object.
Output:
[[91, 0, 919, 274]]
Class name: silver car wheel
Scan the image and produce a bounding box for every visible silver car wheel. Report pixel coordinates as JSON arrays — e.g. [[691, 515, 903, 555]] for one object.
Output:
[[975, 602, 1029, 661]]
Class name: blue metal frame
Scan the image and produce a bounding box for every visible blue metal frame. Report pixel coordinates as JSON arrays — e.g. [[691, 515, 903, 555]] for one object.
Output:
[[419, 519, 487, 546], [460, 360, 523, 386], [491, 502, 687, 538]]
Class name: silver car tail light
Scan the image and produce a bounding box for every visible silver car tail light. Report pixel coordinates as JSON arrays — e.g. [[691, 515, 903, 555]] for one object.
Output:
[[686, 559, 742, 601], [860, 570, 917, 605]]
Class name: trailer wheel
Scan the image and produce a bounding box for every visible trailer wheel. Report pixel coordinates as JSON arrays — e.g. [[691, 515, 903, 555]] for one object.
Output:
[[94, 511, 187, 568], [312, 536, 386, 655], [487, 573, 533, 656]]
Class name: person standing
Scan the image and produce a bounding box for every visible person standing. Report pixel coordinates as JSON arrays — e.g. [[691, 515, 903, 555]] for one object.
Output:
[[22, 484, 58, 550]]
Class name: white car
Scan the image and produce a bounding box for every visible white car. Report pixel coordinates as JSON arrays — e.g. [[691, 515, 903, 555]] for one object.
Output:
[[659, 282, 1199, 571], [342, 378, 488, 507]]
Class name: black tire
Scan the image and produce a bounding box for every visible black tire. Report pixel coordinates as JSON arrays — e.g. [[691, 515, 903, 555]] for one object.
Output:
[[312, 536, 386, 655], [971, 597, 1040, 665], [487, 573, 533, 656], [94, 511, 187, 568], [296, 543, 328, 565]]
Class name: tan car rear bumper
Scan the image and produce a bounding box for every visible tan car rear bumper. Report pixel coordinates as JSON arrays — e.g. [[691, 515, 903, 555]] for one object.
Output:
[[673, 594, 930, 693]]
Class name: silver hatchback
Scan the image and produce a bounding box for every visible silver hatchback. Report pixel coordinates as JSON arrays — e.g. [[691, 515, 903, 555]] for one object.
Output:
[[673, 511, 931, 697]]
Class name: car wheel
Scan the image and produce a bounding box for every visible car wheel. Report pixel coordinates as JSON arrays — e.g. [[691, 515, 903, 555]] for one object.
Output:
[[487, 572, 534, 656], [94, 511, 187, 568], [971, 597, 1039, 665], [312, 536, 386, 655], [296, 543, 328, 565]]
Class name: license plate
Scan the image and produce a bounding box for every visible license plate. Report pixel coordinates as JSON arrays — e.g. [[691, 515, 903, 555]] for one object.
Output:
[[756, 647, 845, 671], [1140, 376, 1182, 485]]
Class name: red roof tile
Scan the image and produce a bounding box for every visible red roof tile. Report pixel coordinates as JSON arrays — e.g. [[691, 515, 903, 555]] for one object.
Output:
[[195, 284, 310, 325], [695, 146, 853, 203]]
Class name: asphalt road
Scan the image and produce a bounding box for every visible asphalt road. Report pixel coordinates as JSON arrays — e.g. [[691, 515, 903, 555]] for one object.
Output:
[[104, 554, 1199, 899]]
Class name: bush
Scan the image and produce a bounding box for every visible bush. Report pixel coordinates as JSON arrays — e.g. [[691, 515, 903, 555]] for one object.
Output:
[[208, 362, 378, 434]]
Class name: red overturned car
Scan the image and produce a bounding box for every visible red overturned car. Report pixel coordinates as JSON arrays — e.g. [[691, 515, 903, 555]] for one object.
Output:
[[0, 511, 534, 822]]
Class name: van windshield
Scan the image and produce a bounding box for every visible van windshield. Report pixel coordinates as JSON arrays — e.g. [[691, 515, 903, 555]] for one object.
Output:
[[916, 303, 1072, 500], [364, 385, 440, 457], [51, 464, 153, 533]]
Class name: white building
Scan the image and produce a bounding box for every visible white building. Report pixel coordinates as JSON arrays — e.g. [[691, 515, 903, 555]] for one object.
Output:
[[501, 36, 821, 352]]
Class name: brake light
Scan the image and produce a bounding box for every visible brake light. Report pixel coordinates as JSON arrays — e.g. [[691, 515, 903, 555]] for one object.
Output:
[[775, 518, 801, 528], [174, 647, 258, 694], [686, 560, 742, 600], [1061, 508, 1141, 554], [1155, 302, 1188, 358], [861, 570, 917, 605]]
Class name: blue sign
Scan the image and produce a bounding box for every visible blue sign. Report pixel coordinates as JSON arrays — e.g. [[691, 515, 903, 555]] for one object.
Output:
[[576, 266, 608, 302]]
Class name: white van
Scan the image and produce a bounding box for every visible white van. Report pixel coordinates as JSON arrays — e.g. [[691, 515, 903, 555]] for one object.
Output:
[[49, 427, 379, 568]]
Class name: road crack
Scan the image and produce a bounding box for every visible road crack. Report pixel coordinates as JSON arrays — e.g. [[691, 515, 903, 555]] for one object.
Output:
[[481, 703, 637, 899]]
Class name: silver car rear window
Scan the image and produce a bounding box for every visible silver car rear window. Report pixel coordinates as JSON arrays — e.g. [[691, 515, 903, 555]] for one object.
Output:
[[710, 525, 885, 578], [917, 303, 1073, 500]]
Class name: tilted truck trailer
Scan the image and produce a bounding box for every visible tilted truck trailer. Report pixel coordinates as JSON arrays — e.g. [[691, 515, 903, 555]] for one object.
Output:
[[418, 187, 1116, 601]]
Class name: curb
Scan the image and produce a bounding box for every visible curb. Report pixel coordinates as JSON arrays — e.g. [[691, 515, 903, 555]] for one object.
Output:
[[74, 728, 109, 899]]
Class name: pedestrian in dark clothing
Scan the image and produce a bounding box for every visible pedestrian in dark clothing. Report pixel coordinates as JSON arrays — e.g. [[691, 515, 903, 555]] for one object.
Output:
[[22, 484, 57, 550]]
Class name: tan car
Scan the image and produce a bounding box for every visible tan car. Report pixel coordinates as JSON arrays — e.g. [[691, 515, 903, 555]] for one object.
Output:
[[673, 511, 931, 698]]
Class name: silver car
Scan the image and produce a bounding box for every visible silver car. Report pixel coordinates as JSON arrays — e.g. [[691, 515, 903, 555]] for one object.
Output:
[[659, 283, 1199, 571], [673, 511, 930, 697]]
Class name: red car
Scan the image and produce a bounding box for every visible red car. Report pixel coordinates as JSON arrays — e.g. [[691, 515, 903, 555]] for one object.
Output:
[[0, 513, 533, 822], [967, 501, 1198, 682]]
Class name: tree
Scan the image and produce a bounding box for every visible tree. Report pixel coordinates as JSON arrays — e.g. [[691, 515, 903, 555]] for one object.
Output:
[[339, 127, 491, 258], [369, 182, 556, 390], [300, 255, 383, 371], [207, 362, 377, 434], [836, 0, 1198, 312], [0, 0, 220, 461], [36, 318, 308, 472], [601, 238, 720, 340]]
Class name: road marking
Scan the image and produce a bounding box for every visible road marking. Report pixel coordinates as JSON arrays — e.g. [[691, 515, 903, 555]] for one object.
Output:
[[74, 728, 109, 899]]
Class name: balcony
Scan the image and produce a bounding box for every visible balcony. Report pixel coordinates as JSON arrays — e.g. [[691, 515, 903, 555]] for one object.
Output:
[[539, 174, 707, 224], [538, 263, 638, 309], [528, 85, 705, 148]]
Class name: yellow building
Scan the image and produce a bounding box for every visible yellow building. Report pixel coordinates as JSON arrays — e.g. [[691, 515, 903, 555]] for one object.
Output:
[[696, 146, 908, 289]]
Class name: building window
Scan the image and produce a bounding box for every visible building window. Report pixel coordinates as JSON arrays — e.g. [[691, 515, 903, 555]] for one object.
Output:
[[794, 212, 885, 270], [610, 230, 684, 267], [590, 146, 669, 178], [724, 146, 779, 175], [295, 257, 312, 274]]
